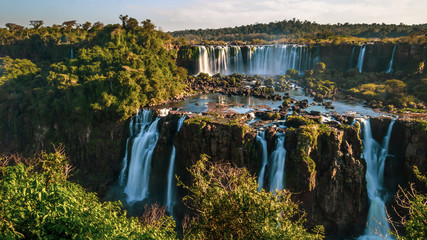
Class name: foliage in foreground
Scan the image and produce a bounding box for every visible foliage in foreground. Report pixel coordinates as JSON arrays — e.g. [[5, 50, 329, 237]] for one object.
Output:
[[0, 150, 176, 239], [393, 166, 427, 240], [179, 155, 324, 240]]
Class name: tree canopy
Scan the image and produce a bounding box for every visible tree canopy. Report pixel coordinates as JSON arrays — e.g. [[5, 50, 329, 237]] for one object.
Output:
[[0, 149, 177, 239], [179, 155, 325, 239]]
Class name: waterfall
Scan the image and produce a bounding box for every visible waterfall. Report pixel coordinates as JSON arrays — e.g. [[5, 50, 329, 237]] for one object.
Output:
[[122, 110, 160, 203], [118, 138, 130, 186], [195, 45, 318, 76], [357, 45, 366, 73], [269, 133, 287, 191], [386, 46, 397, 74], [358, 119, 395, 240], [348, 46, 356, 69], [197, 46, 210, 75], [256, 130, 268, 190], [165, 115, 186, 212], [118, 113, 138, 186]]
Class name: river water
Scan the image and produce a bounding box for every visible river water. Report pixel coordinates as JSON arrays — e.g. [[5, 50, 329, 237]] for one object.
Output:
[[161, 87, 385, 117]]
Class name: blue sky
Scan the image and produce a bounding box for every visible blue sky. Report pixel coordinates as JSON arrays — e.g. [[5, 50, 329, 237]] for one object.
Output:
[[1, 0, 426, 31]]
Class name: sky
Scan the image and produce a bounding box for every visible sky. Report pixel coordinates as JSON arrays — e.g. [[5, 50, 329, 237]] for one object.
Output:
[[0, 0, 426, 32]]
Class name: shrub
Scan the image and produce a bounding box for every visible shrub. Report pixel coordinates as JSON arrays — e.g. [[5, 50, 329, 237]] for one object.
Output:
[[179, 155, 324, 240], [0, 150, 177, 239]]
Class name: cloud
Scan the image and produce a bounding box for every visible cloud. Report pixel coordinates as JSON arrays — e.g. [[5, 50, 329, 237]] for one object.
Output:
[[141, 0, 427, 31]]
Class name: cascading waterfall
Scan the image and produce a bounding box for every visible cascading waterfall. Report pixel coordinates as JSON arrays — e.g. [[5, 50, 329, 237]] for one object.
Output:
[[386, 46, 397, 74], [358, 119, 395, 240], [165, 115, 186, 212], [195, 45, 318, 76], [269, 133, 287, 191], [197, 46, 210, 75], [118, 122, 133, 186], [121, 110, 160, 203], [256, 130, 268, 190], [348, 46, 356, 69], [357, 45, 367, 73]]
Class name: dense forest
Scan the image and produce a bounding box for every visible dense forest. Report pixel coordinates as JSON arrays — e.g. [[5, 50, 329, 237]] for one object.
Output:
[[171, 18, 427, 44], [0, 17, 187, 198]]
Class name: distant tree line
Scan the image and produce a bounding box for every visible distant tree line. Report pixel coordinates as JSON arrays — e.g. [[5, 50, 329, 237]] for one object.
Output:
[[171, 18, 427, 43]]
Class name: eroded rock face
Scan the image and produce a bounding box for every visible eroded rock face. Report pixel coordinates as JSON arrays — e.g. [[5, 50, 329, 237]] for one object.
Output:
[[173, 118, 258, 171], [151, 114, 369, 237], [362, 117, 427, 190], [282, 124, 367, 237], [370, 117, 427, 190]]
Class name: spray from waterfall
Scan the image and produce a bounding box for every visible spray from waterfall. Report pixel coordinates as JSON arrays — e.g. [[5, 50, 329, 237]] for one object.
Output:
[[197, 46, 210, 75], [120, 110, 160, 203], [256, 130, 268, 190], [166, 115, 186, 213], [386, 46, 397, 74], [357, 45, 367, 73], [269, 133, 287, 191], [195, 45, 318, 76], [358, 119, 395, 240]]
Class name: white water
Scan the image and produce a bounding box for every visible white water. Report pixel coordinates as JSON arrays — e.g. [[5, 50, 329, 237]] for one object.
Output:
[[123, 110, 160, 203], [358, 119, 395, 240], [165, 115, 186, 212], [118, 138, 130, 186], [269, 133, 287, 191], [118, 113, 137, 186], [386, 46, 397, 74], [196, 45, 318, 76], [349, 46, 356, 69], [357, 45, 366, 73], [256, 130, 268, 190]]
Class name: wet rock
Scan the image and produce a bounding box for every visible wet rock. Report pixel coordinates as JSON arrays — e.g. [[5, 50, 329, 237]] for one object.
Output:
[[295, 99, 309, 109], [314, 95, 324, 102], [272, 94, 283, 101], [332, 114, 344, 123], [309, 111, 322, 116]]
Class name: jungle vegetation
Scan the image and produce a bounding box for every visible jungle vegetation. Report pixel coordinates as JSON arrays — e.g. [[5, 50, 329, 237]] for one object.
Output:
[[171, 18, 427, 45]]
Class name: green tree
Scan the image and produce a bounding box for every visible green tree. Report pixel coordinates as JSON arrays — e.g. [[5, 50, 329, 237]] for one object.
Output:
[[29, 20, 44, 29], [142, 19, 155, 32], [62, 20, 77, 31], [119, 14, 129, 28], [314, 62, 326, 75], [179, 155, 324, 240], [0, 149, 177, 239], [394, 166, 426, 240], [385, 79, 406, 95], [82, 21, 92, 31], [126, 18, 139, 30]]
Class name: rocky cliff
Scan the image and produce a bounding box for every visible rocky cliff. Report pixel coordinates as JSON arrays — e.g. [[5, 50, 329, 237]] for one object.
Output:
[[284, 123, 367, 237], [148, 114, 368, 237], [370, 117, 427, 190], [0, 112, 127, 195], [2, 109, 426, 238], [178, 43, 427, 74]]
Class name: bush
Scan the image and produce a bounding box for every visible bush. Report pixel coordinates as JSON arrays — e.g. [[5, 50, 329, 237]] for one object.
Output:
[[179, 155, 324, 240], [393, 167, 426, 240], [0, 150, 177, 239], [286, 69, 299, 78]]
